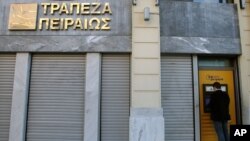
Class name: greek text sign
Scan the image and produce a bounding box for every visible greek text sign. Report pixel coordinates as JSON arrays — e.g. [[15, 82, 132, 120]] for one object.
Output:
[[8, 2, 112, 31]]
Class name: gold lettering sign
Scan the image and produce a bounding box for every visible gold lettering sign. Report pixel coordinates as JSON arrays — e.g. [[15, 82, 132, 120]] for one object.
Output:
[[9, 2, 112, 31], [40, 2, 112, 15], [8, 3, 38, 30], [38, 18, 111, 31]]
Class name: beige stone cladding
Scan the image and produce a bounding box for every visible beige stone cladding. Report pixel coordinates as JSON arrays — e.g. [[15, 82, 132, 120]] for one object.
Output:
[[235, 0, 250, 124]]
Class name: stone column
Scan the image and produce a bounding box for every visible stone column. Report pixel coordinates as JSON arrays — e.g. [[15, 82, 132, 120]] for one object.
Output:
[[84, 53, 101, 141], [193, 56, 201, 141], [130, 0, 164, 141], [9, 53, 31, 141], [235, 0, 250, 124]]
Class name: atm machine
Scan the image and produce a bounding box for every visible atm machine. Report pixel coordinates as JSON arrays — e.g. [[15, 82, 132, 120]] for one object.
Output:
[[203, 84, 228, 113], [199, 70, 237, 141]]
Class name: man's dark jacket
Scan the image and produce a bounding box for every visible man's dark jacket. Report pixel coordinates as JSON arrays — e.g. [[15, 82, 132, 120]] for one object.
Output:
[[210, 90, 231, 121]]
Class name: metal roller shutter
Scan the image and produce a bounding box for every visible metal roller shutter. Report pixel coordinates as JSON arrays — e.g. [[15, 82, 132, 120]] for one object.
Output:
[[0, 54, 16, 141], [26, 54, 86, 141], [161, 56, 194, 141], [101, 54, 130, 141]]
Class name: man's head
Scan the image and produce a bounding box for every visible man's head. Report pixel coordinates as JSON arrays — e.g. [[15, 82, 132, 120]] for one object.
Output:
[[213, 82, 221, 91]]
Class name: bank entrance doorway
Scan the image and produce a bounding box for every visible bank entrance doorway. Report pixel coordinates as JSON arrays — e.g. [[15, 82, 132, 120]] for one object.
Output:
[[198, 58, 238, 141]]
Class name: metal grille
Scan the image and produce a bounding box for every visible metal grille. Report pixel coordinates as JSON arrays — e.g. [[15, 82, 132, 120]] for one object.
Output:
[[0, 54, 16, 141], [26, 54, 86, 141], [161, 56, 194, 141], [101, 54, 130, 141]]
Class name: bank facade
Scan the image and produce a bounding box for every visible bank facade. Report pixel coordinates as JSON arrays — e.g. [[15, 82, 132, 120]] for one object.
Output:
[[0, 0, 249, 141]]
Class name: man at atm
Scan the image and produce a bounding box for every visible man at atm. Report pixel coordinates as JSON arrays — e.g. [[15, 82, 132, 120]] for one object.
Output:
[[209, 82, 231, 141]]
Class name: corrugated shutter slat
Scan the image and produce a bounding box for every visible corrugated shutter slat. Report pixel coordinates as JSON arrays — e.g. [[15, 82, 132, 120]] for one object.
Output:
[[101, 54, 130, 141], [26, 54, 85, 141], [161, 56, 194, 141], [0, 54, 16, 141]]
